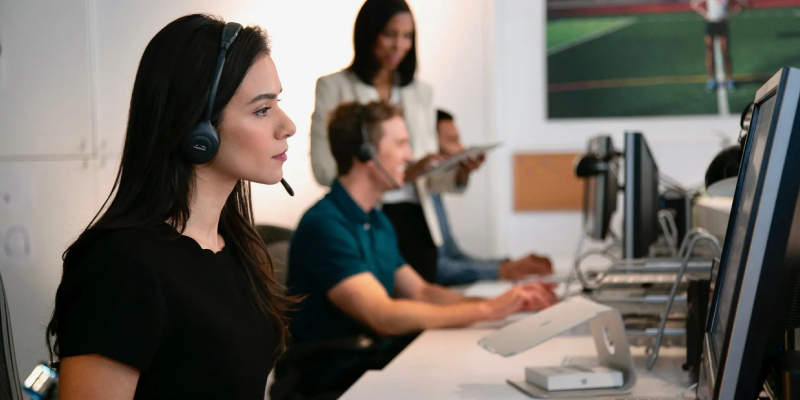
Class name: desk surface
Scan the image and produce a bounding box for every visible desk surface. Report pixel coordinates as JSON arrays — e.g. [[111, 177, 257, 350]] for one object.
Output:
[[340, 326, 692, 400]]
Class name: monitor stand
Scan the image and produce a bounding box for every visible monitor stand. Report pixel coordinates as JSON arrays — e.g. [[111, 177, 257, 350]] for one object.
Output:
[[478, 297, 637, 398]]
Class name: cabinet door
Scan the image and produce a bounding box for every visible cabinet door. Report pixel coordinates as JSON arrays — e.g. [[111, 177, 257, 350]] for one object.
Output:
[[0, 0, 93, 157], [0, 160, 96, 377]]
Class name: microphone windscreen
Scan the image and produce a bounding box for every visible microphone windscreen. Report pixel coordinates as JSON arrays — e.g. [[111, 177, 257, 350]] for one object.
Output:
[[280, 178, 294, 196]]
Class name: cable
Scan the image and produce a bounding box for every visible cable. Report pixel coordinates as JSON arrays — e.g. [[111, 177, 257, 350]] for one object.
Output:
[[563, 230, 587, 299], [568, 231, 620, 295], [677, 382, 698, 398]]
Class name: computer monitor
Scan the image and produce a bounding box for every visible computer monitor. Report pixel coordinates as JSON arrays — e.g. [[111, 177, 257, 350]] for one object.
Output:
[[0, 272, 22, 399], [623, 132, 660, 259], [582, 135, 619, 240], [700, 67, 800, 400]]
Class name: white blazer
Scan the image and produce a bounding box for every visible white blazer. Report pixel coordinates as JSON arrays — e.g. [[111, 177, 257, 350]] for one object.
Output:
[[309, 69, 462, 246]]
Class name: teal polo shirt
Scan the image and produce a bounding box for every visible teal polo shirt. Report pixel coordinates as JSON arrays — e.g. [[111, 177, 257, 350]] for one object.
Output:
[[287, 179, 406, 343]]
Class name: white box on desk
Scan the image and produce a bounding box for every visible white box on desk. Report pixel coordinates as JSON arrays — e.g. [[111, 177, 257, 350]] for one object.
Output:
[[525, 365, 623, 391]]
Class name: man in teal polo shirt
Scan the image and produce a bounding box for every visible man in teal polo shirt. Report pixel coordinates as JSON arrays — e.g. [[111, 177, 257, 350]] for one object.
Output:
[[286, 101, 558, 393]]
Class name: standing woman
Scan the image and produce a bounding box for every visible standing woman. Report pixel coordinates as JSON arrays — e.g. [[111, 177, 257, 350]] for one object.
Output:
[[310, 0, 475, 283], [46, 14, 296, 400]]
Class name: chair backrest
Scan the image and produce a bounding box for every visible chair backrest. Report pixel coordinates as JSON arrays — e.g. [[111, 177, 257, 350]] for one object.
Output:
[[256, 225, 293, 247], [0, 272, 23, 400], [256, 224, 294, 289]]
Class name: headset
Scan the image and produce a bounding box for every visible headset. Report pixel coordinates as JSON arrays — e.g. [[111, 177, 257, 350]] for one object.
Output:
[[181, 22, 294, 196], [356, 106, 401, 189]]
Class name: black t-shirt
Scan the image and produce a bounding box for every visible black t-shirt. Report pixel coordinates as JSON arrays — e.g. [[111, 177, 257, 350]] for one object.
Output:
[[54, 224, 279, 399]]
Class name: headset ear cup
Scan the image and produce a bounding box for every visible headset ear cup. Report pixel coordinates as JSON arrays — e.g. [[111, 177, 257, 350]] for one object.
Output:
[[358, 142, 376, 163], [182, 120, 220, 164]]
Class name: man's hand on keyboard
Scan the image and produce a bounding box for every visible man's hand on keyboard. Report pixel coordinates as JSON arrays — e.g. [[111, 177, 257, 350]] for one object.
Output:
[[482, 282, 559, 320], [499, 254, 554, 280]]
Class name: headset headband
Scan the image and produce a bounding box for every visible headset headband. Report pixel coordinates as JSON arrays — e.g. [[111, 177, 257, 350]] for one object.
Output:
[[204, 22, 242, 120]]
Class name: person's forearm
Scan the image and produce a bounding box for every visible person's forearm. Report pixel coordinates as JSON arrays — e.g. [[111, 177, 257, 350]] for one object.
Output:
[[436, 256, 484, 286], [690, 0, 705, 15], [419, 284, 483, 305], [371, 299, 488, 336], [729, 2, 743, 18]]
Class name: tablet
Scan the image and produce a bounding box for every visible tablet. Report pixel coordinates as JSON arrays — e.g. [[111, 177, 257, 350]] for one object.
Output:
[[419, 142, 502, 177]]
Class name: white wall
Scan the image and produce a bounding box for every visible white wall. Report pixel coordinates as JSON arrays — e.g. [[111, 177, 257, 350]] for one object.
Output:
[[0, 0, 493, 380], [410, 0, 495, 257], [492, 0, 740, 271]]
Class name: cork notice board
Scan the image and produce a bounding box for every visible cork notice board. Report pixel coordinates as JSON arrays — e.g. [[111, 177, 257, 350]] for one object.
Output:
[[514, 152, 583, 211]]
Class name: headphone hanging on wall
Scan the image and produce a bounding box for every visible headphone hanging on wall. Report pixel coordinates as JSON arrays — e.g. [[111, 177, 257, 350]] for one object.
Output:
[[356, 106, 400, 189], [181, 22, 294, 196]]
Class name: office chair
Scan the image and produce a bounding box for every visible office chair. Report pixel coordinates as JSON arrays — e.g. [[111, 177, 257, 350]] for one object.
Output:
[[270, 334, 380, 400], [256, 224, 292, 287], [255, 225, 382, 400], [256, 225, 294, 247], [0, 271, 24, 400]]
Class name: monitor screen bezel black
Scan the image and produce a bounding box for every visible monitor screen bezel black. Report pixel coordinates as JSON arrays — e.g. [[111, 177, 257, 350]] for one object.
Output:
[[703, 67, 800, 400], [702, 89, 767, 393], [624, 132, 660, 259]]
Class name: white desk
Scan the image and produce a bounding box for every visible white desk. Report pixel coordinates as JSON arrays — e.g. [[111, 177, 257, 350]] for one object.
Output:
[[340, 326, 692, 400]]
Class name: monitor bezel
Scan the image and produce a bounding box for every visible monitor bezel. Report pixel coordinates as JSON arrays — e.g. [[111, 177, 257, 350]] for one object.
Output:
[[701, 88, 764, 394], [624, 132, 660, 259], [704, 67, 800, 400]]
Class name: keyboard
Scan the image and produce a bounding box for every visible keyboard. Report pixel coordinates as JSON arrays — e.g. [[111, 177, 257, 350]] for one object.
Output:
[[599, 272, 688, 286]]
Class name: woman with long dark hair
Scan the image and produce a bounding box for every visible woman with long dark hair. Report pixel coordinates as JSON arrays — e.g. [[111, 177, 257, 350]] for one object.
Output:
[[46, 14, 296, 399], [309, 0, 481, 283]]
